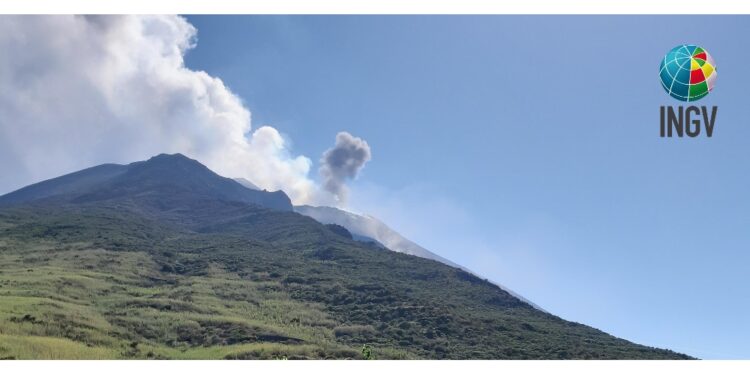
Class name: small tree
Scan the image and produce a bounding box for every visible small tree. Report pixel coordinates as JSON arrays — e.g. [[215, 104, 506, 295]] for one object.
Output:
[[361, 344, 373, 360]]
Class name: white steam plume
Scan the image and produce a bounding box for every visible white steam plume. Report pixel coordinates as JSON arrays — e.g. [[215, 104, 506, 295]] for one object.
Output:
[[0, 15, 323, 204]]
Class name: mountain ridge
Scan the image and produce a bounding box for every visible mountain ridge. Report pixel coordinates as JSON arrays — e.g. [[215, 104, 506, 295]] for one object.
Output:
[[0, 153, 293, 212], [295, 205, 461, 267]]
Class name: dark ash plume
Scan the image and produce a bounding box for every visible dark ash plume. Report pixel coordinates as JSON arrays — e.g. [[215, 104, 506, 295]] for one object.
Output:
[[319, 132, 372, 204]]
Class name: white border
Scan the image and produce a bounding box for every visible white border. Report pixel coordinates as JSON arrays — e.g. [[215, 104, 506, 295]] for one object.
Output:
[[1, 3, 749, 374], [0, 0, 749, 14], [3, 360, 750, 375]]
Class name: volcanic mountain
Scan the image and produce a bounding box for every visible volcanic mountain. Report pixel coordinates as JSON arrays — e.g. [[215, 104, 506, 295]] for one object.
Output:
[[0, 154, 689, 359]]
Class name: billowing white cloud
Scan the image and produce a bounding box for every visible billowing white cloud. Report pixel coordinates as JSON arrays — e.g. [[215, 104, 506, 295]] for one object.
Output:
[[0, 15, 325, 204]]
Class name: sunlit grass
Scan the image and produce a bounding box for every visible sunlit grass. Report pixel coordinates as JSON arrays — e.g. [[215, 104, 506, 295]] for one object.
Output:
[[0, 242, 379, 359], [0, 334, 118, 359]]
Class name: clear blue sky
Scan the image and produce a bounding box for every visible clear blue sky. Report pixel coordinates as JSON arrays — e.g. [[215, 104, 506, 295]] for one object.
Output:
[[184, 15, 750, 359]]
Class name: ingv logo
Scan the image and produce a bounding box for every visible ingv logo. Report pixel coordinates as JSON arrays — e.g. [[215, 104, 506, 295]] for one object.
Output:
[[658, 44, 718, 137]]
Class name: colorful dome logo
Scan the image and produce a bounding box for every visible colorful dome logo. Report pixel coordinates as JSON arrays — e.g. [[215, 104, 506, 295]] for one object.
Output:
[[659, 45, 716, 102]]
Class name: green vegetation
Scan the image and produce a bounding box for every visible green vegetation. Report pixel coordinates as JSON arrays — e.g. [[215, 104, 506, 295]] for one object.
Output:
[[0, 155, 691, 359], [361, 344, 373, 360], [0, 201, 690, 359]]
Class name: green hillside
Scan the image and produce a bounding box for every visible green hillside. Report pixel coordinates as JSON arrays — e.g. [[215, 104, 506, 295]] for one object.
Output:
[[0, 155, 690, 359]]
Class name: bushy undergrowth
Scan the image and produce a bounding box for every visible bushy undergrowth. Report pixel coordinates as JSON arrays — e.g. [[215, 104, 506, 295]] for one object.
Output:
[[0, 202, 690, 359]]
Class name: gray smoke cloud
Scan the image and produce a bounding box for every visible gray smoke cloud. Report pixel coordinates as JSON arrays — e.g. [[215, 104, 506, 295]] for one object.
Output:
[[319, 132, 372, 204]]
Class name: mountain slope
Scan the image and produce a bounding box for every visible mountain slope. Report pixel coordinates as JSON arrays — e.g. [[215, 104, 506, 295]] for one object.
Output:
[[0, 164, 128, 205], [0, 155, 690, 359], [294, 205, 543, 310], [234, 177, 261, 191], [295, 205, 460, 267]]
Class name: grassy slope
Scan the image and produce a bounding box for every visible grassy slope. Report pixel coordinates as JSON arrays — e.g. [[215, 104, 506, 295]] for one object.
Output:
[[0, 201, 690, 359]]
